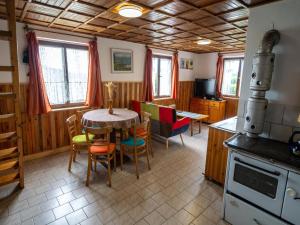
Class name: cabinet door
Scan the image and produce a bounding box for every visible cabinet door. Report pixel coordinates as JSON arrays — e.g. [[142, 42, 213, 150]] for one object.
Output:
[[208, 106, 220, 123], [282, 171, 300, 225]]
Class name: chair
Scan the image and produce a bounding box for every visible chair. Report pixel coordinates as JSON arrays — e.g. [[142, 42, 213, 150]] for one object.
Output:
[[66, 114, 94, 171], [85, 126, 116, 187], [130, 111, 153, 157], [76, 108, 93, 133], [121, 122, 151, 179]]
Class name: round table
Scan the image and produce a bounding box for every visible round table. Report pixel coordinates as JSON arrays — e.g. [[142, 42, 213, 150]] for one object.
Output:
[[82, 108, 139, 129]]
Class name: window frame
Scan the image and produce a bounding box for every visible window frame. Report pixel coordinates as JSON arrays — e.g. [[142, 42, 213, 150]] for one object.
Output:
[[152, 54, 173, 99], [221, 57, 244, 98], [39, 40, 89, 109]]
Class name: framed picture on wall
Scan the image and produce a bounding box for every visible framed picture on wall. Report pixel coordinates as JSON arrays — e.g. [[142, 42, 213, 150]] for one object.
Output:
[[180, 58, 193, 70], [111, 48, 133, 73]]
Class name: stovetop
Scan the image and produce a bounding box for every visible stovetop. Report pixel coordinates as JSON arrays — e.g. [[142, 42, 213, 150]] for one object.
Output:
[[225, 133, 300, 171]]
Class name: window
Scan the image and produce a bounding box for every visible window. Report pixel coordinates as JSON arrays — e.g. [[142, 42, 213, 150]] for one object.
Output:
[[39, 41, 89, 107], [152, 55, 172, 98], [221, 57, 244, 97]]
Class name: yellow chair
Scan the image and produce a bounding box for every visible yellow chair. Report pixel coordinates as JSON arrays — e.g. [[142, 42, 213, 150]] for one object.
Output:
[[121, 122, 151, 179], [85, 126, 116, 187], [66, 115, 94, 171]]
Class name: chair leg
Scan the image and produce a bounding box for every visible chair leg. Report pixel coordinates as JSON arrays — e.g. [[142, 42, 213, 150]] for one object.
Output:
[[180, 134, 184, 146], [107, 156, 112, 187], [113, 151, 117, 172], [86, 154, 92, 186], [149, 136, 154, 157], [120, 145, 124, 171], [146, 144, 151, 171], [73, 151, 77, 162], [68, 146, 73, 172], [94, 160, 97, 172], [166, 138, 169, 149], [134, 147, 139, 179]]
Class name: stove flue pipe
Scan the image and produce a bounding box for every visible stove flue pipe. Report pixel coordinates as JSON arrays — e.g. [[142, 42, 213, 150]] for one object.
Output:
[[244, 29, 280, 137]]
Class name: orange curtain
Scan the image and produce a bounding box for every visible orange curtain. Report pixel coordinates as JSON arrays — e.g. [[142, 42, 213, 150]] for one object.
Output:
[[171, 52, 179, 99], [26, 31, 51, 115], [216, 53, 224, 98], [85, 40, 104, 108], [142, 48, 153, 102]]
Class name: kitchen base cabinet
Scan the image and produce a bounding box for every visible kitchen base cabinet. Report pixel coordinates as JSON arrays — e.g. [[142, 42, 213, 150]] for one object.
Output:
[[205, 126, 234, 185], [190, 98, 226, 123]]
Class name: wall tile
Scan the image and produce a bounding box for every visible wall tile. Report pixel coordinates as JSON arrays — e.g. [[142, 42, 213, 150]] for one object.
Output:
[[265, 103, 285, 124], [260, 122, 271, 138], [283, 106, 300, 128], [269, 124, 293, 143]]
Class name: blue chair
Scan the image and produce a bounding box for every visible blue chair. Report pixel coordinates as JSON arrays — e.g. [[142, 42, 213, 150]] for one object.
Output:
[[120, 123, 151, 179]]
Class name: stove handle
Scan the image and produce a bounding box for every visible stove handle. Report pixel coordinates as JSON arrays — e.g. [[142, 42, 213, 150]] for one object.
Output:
[[234, 157, 281, 176], [286, 187, 300, 200]]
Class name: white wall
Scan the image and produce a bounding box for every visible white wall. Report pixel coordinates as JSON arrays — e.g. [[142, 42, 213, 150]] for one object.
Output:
[[0, 18, 207, 83], [237, 0, 300, 142], [194, 52, 218, 79]]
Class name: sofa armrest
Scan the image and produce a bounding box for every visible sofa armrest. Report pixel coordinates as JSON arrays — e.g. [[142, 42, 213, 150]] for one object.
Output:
[[172, 117, 190, 130]]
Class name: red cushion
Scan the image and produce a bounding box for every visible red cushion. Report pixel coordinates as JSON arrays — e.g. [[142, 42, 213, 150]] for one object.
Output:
[[131, 100, 141, 114], [172, 117, 190, 130], [90, 143, 116, 154], [159, 107, 176, 124]]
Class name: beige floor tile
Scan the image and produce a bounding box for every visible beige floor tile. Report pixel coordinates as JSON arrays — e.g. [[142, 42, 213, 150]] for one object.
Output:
[[139, 198, 159, 213], [173, 209, 194, 225], [53, 203, 73, 219], [202, 206, 222, 224], [57, 192, 76, 205], [134, 219, 149, 225], [70, 196, 90, 211], [144, 211, 165, 225], [80, 215, 103, 225], [184, 201, 205, 217], [97, 207, 118, 223], [66, 209, 87, 225], [128, 205, 149, 222], [192, 215, 215, 225], [20, 205, 42, 221], [33, 210, 55, 225], [156, 203, 177, 219], [48, 217, 69, 225]]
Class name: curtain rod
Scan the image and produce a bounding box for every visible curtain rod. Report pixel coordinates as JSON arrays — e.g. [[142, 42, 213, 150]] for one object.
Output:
[[24, 24, 95, 40]]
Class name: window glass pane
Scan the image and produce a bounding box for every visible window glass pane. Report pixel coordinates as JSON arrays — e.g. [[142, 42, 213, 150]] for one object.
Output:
[[238, 59, 244, 97], [152, 57, 159, 97], [66, 48, 88, 103], [39, 45, 66, 105], [159, 58, 172, 96], [221, 59, 240, 96]]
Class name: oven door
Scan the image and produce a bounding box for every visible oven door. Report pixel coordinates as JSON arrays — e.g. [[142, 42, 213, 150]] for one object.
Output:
[[227, 152, 288, 216]]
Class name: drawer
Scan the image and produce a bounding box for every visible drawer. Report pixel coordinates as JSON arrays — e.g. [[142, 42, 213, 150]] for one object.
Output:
[[209, 101, 219, 107], [224, 194, 288, 225]]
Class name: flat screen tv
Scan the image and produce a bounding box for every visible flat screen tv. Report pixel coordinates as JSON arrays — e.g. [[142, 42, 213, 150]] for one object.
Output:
[[194, 78, 216, 99]]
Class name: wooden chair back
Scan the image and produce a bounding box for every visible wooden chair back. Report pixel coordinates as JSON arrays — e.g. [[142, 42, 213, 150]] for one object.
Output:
[[76, 108, 93, 133], [85, 126, 113, 150], [141, 111, 151, 133], [66, 114, 78, 143]]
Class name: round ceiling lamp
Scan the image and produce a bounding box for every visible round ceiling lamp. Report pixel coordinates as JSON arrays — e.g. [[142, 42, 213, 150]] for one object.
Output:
[[118, 5, 143, 18], [197, 39, 211, 45]]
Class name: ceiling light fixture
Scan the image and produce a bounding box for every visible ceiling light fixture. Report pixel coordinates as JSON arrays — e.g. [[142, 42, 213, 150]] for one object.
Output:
[[118, 5, 143, 18], [197, 39, 211, 45]]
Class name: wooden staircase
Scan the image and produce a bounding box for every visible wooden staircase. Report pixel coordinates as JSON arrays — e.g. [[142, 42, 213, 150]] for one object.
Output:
[[0, 0, 24, 188]]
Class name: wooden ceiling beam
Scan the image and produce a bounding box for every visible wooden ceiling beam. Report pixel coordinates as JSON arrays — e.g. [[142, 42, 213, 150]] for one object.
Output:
[[20, 0, 31, 21], [48, 0, 76, 27]]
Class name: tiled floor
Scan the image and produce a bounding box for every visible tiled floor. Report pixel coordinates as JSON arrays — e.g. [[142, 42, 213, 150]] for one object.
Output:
[[0, 125, 229, 225]]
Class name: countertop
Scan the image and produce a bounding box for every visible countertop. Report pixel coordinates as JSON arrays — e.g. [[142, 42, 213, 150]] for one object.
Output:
[[209, 117, 237, 133], [225, 133, 300, 172]]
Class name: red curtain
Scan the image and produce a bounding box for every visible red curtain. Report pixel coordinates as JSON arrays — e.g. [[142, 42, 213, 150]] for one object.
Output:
[[171, 52, 179, 99], [216, 53, 224, 98], [26, 31, 51, 115], [85, 40, 104, 108], [142, 48, 153, 102]]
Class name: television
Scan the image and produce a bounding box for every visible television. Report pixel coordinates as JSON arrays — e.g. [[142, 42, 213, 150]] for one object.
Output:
[[194, 78, 216, 99]]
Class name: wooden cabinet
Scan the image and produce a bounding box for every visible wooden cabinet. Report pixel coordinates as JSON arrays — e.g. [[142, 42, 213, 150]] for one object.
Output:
[[190, 98, 226, 123], [205, 126, 235, 185]]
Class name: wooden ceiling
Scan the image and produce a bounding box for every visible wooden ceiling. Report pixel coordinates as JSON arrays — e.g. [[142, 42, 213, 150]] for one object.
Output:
[[0, 0, 280, 53]]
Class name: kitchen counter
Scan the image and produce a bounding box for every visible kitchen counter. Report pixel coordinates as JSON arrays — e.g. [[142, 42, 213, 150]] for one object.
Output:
[[205, 117, 237, 185], [209, 117, 237, 133], [225, 133, 300, 172]]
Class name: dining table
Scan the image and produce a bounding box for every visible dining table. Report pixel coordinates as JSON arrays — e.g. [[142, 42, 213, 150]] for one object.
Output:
[[81, 108, 139, 129], [81, 108, 140, 166]]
